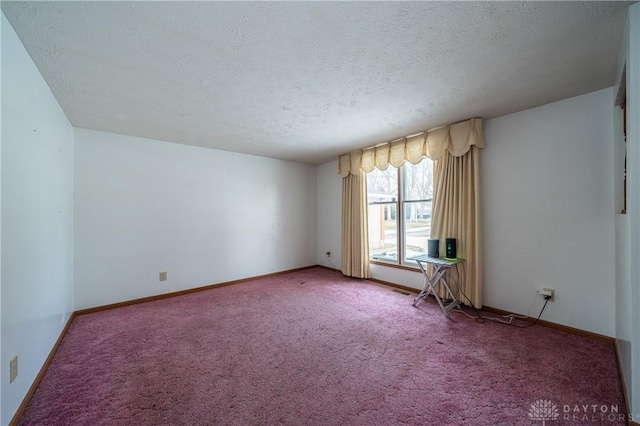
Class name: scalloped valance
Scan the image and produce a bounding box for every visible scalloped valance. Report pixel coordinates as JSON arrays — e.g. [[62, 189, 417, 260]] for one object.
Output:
[[338, 117, 485, 177]]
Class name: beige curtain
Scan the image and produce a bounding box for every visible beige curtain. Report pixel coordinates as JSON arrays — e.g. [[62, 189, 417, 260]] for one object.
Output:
[[338, 118, 484, 175], [341, 169, 370, 278], [431, 147, 482, 308]]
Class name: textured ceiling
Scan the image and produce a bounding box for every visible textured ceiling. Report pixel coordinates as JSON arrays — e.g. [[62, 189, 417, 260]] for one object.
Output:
[[1, 1, 631, 164]]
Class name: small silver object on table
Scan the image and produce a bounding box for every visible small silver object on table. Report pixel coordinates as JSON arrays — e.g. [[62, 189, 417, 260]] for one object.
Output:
[[409, 254, 464, 318]]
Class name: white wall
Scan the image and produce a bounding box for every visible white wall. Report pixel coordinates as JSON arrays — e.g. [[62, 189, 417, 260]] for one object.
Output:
[[613, 103, 633, 412], [1, 13, 74, 426], [629, 3, 640, 415], [483, 88, 615, 337], [0, 13, 4, 426], [615, 2, 640, 416], [74, 129, 317, 309], [316, 88, 617, 336], [613, 6, 634, 415]]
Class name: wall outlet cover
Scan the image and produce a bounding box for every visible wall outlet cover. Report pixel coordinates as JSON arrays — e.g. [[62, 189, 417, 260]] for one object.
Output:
[[541, 287, 555, 302]]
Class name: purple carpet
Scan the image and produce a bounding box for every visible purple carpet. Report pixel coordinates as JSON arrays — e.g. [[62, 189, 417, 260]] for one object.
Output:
[[20, 267, 625, 425]]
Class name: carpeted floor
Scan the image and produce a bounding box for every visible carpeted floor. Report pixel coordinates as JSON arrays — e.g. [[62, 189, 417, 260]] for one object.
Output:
[[20, 267, 626, 425]]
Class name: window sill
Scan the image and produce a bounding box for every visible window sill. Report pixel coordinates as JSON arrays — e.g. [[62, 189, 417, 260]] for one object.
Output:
[[370, 260, 421, 273]]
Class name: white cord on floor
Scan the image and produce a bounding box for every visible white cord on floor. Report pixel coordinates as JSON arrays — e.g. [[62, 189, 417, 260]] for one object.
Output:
[[452, 308, 518, 324]]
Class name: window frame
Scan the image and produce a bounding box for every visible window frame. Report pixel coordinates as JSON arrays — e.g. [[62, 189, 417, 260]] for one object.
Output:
[[367, 160, 433, 269]]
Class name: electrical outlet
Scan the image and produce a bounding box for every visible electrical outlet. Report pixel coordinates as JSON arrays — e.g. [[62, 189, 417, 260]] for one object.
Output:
[[326, 251, 331, 258], [159, 271, 167, 281], [10, 355, 18, 383], [539, 287, 555, 302]]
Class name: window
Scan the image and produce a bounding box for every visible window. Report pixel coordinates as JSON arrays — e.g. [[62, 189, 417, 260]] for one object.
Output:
[[367, 159, 433, 266]]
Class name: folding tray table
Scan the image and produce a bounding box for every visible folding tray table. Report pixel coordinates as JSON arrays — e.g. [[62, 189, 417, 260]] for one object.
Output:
[[409, 254, 464, 318]]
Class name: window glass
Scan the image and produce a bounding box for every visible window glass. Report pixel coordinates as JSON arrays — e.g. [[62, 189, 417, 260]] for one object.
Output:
[[367, 166, 397, 201], [368, 204, 398, 262], [402, 161, 433, 263], [367, 166, 398, 262], [403, 160, 433, 201]]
